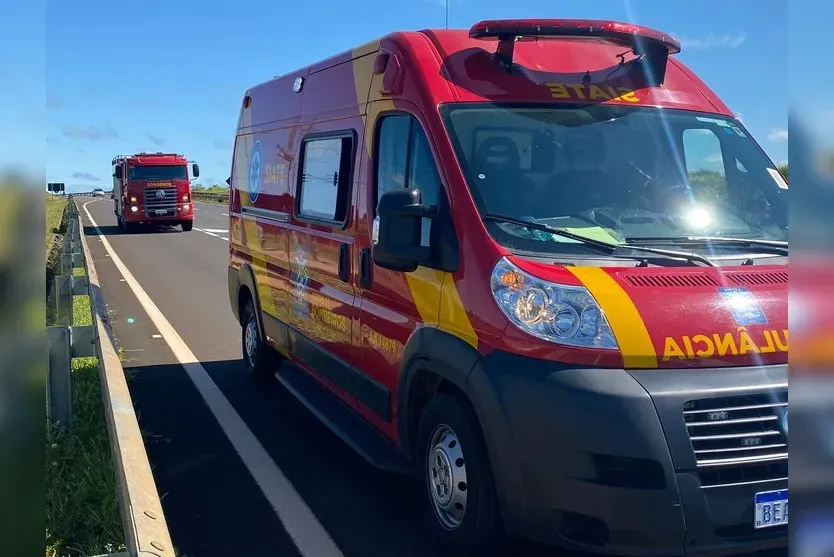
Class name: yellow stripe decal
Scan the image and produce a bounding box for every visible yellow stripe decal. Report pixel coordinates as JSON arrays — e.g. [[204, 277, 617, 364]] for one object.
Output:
[[438, 272, 479, 349], [566, 267, 657, 368], [404, 268, 478, 350], [405, 267, 443, 325]]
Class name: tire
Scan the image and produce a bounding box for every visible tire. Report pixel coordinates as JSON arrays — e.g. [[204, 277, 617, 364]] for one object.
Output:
[[241, 298, 279, 380], [414, 393, 506, 557], [181, 221, 193, 232]]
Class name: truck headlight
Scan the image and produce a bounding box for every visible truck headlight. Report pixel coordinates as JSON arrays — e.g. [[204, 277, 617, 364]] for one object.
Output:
[[183, 203, 190, 211], [490, 257, 619, 349], [130, 196, 137, 203], [182, 194, 189, 202], [130, 205, 138, 213]]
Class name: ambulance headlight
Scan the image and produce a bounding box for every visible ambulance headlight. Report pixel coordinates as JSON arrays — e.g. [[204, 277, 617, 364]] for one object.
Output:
[[490, 257, 619, 349]]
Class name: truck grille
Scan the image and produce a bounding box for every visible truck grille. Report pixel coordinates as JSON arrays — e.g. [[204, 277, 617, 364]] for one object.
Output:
[[143, 188, 178, 217], [683, 391, 788, 489]]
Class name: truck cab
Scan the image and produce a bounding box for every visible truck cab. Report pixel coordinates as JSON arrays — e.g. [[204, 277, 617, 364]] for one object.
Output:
[[112, 152, 199, 232], [227, 18, 788, 557]]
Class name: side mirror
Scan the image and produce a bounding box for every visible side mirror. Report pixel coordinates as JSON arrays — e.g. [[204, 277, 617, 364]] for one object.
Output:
[[372, 188, 433, 272], [192, 163, 200, 178]]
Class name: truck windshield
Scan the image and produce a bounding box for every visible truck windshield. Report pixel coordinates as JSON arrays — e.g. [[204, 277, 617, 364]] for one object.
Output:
[[440, 103, 787, 255], [128, 165, 188, 181]]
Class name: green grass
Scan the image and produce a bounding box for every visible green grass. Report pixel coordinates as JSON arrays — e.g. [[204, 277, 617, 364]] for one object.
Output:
[[45, 194, 66, 251], [191, 184, 229, 204], [46, 232, 125, 556]]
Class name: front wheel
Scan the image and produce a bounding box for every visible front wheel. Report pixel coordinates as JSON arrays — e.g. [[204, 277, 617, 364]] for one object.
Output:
[[414, 393, 506, 557], [181, 221, 193, 232]]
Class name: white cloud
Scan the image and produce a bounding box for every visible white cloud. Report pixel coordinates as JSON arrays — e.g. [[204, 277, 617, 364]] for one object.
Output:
[[675, 31, 747, 50], [768, 127, 788, 142]]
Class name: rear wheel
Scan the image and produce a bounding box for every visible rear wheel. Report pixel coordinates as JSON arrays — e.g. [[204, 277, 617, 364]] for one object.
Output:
[[414, 393, 506, 557], [181, 221, 193, 232], [241, 298, 279, 380]]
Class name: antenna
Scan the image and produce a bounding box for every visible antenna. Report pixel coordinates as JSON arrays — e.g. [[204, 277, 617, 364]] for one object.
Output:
[[445, 0, 449, 29]]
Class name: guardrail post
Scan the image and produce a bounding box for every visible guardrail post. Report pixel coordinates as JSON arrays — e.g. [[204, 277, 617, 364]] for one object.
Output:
[[54, 275, 73, 326], [46, 326, 72, 428]]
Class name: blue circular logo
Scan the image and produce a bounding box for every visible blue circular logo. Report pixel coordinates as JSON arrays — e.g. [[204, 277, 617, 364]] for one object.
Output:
[[248, 140, 263, 204]]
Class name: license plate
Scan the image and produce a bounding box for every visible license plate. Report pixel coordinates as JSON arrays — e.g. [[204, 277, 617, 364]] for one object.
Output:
[[754, 489, 788, 529], [155, 209, 168, 216]]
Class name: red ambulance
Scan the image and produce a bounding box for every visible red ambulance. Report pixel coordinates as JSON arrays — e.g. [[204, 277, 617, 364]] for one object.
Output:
[[227, 19, 788, 556]]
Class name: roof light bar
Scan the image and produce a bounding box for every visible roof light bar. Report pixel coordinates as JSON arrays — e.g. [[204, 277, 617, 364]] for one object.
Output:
[[469, 19, 681, 85]]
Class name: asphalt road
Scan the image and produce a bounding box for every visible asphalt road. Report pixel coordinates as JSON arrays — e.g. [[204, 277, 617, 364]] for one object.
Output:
[[78, 199, 787, 557]]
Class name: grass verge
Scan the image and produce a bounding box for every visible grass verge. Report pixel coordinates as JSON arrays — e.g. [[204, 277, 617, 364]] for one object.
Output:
[[45, 203, 125, 557], [45, 195, 66, 252], [191, 185, 229, 204]]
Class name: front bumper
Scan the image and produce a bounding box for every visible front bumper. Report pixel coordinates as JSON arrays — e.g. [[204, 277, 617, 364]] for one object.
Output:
[[467, 351, 788, 556], [123, 205, 192, 222]]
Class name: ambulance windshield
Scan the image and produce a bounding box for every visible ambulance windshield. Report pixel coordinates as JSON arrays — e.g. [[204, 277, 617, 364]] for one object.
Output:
[[441, 104, 787, 254]]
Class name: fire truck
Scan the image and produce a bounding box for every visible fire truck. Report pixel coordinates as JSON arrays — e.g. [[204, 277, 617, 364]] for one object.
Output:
[[112, 152, 199, 232]]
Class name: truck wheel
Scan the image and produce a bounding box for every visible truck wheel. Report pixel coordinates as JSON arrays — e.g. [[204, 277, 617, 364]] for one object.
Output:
[[241, 299, 279, 380], [181, 221, 193, 232], [414, 393, 506, 557]]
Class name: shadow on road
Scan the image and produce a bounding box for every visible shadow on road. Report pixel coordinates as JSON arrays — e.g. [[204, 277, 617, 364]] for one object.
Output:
[[123, 357, 583, 557], [121, 355, 788, 557], [84, 225, 186, 237]]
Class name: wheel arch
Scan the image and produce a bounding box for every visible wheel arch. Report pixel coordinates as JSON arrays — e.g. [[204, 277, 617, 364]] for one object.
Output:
[[397, 327, 526, 533], [397, 327, 482, 461], [234, 263, 266, 342]]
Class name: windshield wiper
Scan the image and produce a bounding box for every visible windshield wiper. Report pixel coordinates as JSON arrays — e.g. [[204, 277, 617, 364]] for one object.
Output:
[[625, 236, 788, 255], [483, 214, 715, 267]]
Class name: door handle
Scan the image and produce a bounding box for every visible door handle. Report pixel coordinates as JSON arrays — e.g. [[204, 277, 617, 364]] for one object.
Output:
[[360, 248, 372, 289], [338, 243, 349, 282]]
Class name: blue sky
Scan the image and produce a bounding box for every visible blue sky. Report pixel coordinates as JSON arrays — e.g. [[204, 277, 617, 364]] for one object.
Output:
[[10, 0, 795, 191]]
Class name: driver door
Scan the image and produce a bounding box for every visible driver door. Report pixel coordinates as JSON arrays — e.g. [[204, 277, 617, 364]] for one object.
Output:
[[355, 107, 443, 439]]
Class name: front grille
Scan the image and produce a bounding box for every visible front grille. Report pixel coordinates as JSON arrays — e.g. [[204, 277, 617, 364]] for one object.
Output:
[[683, 391, 788, 489], [143, 187, 178, 217]]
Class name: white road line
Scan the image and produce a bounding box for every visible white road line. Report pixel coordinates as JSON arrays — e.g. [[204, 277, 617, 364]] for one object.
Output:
[[82, 200, 344, 557], [194, 227, 229, 241]]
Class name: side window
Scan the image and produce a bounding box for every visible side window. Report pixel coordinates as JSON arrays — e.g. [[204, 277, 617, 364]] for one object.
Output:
[[297, 134, 353, 224], [409, 124, 441, 208], [375, 114, 442, 246], [682, 128, 729, 203], [375, 114, 442, 209], [375, 115, 410, 210]]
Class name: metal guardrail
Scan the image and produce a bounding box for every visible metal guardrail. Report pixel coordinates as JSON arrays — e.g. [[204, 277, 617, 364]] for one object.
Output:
[[47, 199, 175, 557], [52, 192, 106, 197], [52, 191, 228, 201]]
